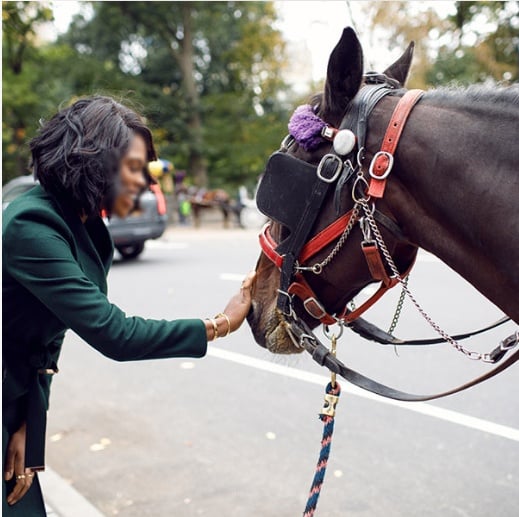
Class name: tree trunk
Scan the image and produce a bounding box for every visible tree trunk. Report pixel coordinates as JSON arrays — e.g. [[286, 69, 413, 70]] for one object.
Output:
[[179, 3, 208, 187]]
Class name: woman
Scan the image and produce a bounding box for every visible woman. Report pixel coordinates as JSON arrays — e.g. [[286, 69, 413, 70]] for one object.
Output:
[[2, 96, 255, 514]]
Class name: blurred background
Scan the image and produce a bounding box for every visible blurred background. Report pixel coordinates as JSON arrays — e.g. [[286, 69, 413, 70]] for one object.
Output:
[[3, 1, 518, 191]]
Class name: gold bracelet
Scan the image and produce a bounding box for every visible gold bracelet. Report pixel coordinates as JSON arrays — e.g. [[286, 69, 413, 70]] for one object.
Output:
[[205, 318, 218, 341], [215, 313, 231, 337]]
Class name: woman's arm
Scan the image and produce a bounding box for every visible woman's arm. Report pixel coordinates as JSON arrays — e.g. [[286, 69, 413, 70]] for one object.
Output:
[[4, 216, 209, 361]]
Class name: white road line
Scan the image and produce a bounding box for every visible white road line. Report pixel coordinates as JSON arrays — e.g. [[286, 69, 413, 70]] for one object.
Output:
[[207, 347, 519, 442]]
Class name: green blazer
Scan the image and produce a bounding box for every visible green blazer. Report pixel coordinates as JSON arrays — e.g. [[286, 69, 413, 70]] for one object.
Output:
[[2, 185, 207, 470]]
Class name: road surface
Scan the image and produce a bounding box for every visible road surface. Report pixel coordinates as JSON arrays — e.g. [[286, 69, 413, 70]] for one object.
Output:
[[44, 227, 518, 516]]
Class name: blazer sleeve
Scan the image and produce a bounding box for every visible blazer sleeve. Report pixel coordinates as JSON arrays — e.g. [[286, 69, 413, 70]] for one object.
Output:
[[3, 214, 207, 362]]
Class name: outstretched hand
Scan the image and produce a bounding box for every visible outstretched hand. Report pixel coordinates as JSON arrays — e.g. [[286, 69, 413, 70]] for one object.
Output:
[[205, 270, 256, 341], [223, 270, 256, 332]]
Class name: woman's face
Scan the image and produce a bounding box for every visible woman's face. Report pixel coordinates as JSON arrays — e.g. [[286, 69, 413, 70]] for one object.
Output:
[[112, 134, 148, 218]]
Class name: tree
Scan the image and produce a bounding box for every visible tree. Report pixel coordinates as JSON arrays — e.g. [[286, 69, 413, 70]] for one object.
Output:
[[355, 1, 518, 88], [2, 1, 54, 179], [62, 1, 288, 188], [427, 1, 519, 86], [354, 1, 448, 89]]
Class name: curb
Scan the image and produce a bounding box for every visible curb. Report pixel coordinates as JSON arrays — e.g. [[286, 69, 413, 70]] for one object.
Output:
[[40, 467, 105, 517]]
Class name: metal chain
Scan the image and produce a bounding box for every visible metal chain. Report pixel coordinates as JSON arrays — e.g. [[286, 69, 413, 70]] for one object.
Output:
[[388, 273, 409, 335], [358, 200, 498, 362], [296, 203, 362, 274]]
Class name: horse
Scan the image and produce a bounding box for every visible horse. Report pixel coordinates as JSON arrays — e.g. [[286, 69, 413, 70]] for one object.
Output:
[[246, 27, 518, 370], [188, 187, 242, 228]]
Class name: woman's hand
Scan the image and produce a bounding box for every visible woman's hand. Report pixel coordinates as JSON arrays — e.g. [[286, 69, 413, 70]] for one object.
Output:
[[4, 422, 36, 505], [223, 270, 256, 332], [205, 271, 256, 340]]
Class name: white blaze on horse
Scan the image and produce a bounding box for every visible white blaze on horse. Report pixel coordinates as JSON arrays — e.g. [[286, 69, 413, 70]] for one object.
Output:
[[246, 27, 518, 400]]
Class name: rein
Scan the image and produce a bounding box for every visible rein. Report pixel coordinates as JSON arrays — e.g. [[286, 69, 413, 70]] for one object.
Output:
[[287, 316, 519, 402]]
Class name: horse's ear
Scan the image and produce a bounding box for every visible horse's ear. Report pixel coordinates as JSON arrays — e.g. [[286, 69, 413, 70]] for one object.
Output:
[[383, 42, 415, 87], [323, 27, 363, 123]]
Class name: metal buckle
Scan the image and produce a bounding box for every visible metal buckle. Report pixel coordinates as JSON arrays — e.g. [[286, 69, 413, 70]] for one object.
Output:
[[281, 316, 316, 351], [369, 151, 394, 180], [317, 154, 343, 183], [277, 289, 296, 318], [284, 323, 306, 350], [280, 134, 295, 151], [364, 72, 387, 85], [321, 126, 336, 140]]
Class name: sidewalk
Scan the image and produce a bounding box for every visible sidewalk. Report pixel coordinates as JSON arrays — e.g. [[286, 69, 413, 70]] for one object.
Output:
[[40, 467, 105, 517]]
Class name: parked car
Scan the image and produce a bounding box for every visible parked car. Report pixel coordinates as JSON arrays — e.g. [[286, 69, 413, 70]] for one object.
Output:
[[104, 183, 167, 259], [2, 175, 168, 260]]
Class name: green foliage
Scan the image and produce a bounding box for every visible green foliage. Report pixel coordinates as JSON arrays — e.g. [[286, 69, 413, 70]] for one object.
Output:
[[3, 1, 55, 181], [6, 1, 514, 188], [427, 1, 519, 86], [358, 1, 518, 88], [3, 1, 290, 190], [58, 1, 289, 189], [3, 1, 53, 74]]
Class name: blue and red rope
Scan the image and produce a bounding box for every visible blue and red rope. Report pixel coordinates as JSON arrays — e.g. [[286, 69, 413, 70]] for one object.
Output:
[[303, 381, 342, 517]]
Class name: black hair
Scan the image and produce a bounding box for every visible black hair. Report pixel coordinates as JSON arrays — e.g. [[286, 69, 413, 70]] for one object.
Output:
[[30, 96, 157, 218]]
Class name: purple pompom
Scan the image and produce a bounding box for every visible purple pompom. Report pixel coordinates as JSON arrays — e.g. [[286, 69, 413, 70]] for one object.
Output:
[[288, 104, 326, 151]]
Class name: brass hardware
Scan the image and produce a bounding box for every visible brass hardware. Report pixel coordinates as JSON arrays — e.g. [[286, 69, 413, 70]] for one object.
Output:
[[321, 393, 339, 417], [330, 334, 337, 388]]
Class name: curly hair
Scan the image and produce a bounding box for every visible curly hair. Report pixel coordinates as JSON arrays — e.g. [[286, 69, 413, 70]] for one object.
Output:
[[30, 96, 157, 218]]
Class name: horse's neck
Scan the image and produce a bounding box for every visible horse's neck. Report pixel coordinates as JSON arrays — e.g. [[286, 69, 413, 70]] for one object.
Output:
[[370, 94, 519, 321]]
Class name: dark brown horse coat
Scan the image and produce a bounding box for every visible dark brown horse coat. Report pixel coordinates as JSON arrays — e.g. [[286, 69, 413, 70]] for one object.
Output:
[[248, 28, 518, 355]]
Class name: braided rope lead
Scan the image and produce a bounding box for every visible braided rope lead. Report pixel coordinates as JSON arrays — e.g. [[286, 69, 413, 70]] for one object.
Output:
[[303, 382, 341, 517]]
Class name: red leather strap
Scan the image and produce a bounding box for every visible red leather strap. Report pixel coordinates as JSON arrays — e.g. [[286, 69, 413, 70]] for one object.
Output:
[[362, 242, 392, 287], [259, 210, 356, 271], [259, 224, 284, 268], [288, 273, 396, 326], [299, 209, 355, 264], [288, 253, 416, 325], [341, 282, 398, 323], [288, 275, 337, 325], [368, 89, 424, 199]]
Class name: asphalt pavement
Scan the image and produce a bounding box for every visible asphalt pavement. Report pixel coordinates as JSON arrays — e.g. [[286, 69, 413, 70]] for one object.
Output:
[[39, 223, 518, 516]]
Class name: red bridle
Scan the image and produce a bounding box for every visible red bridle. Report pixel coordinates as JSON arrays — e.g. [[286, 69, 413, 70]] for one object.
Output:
[[259, 89, 424, 326]]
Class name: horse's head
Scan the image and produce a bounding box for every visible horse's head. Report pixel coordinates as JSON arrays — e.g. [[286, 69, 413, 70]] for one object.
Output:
[[247, 28, 419, 354]]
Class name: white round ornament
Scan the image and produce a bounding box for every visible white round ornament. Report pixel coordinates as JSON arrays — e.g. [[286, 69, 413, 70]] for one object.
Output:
[[333, 129, 356, 155]]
